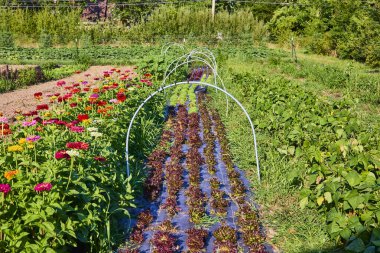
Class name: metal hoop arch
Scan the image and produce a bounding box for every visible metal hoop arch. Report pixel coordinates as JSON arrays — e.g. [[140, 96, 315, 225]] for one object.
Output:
[[125, 81, 261, 183], [161, 57, 229, 114], [160, 42, 185, 56]]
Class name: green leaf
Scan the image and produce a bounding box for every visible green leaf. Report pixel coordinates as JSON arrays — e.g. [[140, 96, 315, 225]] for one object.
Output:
[[371, 228, 380, 246], [300, 197, 308, 209], [23, 214, 41, 224], [347, 195, 365, 210], [345, 238, 365, 252], [45, 248, 55, 253], [317, 196, 324, 206], [324, 192, 333, 203], [363, 246, 375, 253], [42, 222, 55, 234], [345, 171, 361, 187]]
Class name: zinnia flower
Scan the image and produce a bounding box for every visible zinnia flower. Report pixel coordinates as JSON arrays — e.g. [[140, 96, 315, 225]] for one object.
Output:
[[91, 132, 102, 137], [34, 182, 52, 192], [66, 142, 89, 150], [36, 104, 49, 111], [22, 120, 37, 127], [66, 150, 80, 157], [0, 184, 11, 195], [87, 127, 98, 132], [70, 126, 84, 133], [0, 117, 8, 123], [116, 92, 126, 102], [26, 135, 41, 142], [4, 170, 19, 180], [34, 92, 42, 99], [94, 156, 106, 162], [1, 123, 12, 136], [77, 114, 89, 122], [56, 80, 66, 87], [55, 150, 71, 160], [8, 145, 23, 152]]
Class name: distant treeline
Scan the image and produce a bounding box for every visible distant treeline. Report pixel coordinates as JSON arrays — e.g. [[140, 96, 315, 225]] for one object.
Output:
[[0, 0, 379, 67]]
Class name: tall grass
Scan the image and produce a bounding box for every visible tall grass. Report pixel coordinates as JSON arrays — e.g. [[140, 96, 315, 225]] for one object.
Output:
[[0, 6, 268, 47]]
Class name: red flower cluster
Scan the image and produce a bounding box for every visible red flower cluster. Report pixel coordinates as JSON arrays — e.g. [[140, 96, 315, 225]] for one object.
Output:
[[0, 123, 11, 136], [36, 104, 49, 111], [66, 142, 89, 150], [56, 80, 66, 87], [116, 92, 126, 102], [55, 150, 71, 160], [77, 114, 89, 122], [34, 92, 42, 99]]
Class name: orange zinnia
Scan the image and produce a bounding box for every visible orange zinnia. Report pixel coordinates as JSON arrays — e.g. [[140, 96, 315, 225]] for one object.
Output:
[[4, 170, 19, 180]]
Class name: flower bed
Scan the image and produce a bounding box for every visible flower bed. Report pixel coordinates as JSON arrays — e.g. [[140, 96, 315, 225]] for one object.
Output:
[[0, 68, 162, 252]]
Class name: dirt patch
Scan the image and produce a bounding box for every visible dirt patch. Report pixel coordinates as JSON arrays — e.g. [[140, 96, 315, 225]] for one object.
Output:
[[321, 90, 343, 99], [0, 65, 133, 119]]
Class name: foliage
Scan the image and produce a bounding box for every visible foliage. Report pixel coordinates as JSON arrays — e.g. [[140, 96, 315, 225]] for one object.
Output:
[[268, 0, 380, 67], [210, 56, 380, 251], [0, 68, 164, 252]]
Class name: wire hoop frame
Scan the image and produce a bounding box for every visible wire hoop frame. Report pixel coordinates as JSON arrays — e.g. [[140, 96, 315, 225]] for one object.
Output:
[[125, 81, 261, 183]]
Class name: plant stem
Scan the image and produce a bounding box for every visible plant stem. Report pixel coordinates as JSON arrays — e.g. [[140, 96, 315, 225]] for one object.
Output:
[[65, 157, 75, 192]]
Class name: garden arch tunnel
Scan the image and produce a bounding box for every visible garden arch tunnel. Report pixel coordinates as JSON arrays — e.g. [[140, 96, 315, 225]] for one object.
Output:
[[125, 81, 261, 183]]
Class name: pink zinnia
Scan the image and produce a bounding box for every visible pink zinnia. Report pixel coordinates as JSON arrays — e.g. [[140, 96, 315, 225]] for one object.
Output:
[[0, 184, 11, 195], [90, 93, 99, 99], [57, 80, 66, 87], [22, 120, 37, 127], [0, 117, 8, 124], [66, 142, 89, 150], [26, 135, 41, 142], [70, 126, 84, 133], [55, 150, 71, 160], [34, 182, 52, 192]]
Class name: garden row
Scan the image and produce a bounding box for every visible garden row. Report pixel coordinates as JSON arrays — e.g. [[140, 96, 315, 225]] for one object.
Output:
[[119, 82, 266, 252], [0, 67, 163, 252]]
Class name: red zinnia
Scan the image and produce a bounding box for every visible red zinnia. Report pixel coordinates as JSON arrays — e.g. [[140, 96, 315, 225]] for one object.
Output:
[[97, 100, 107, 107], [70, 103, 77, 108], [66, 142, 89, 150], [56, 80, 66, 87], [94, 156, 107, 162], [116, 92, 126, 102], [77, 114, 89, 122], [55, 150, 71, 160], [36, 104, 49, 111], [34, 92, 43, 99]]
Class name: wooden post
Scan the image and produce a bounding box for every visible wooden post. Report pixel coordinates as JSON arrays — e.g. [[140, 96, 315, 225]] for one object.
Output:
[[212, 0, 215, 22]]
